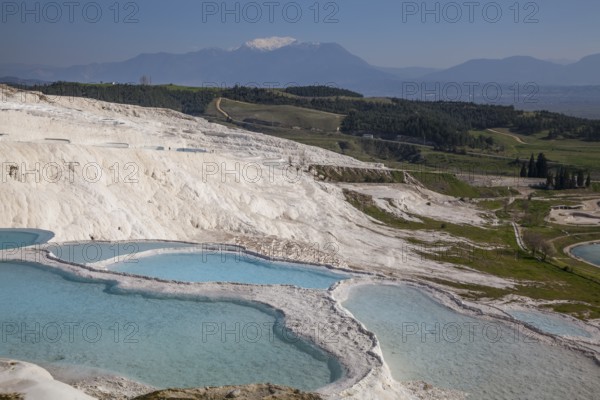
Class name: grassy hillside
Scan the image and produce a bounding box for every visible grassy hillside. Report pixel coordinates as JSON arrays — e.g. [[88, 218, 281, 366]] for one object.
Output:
[[472, 128, 600, 174], [205, 98, 422, 165], [216, 98, 344, 132]]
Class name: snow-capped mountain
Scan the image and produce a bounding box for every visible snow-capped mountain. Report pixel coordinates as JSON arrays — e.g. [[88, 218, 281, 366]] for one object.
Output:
[[242, 37, 299, 51], [0, 37, 398, 93]]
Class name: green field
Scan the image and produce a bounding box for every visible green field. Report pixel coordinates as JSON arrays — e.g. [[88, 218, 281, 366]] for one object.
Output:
[[214, 98, 344, 132], [395, 128, 600, 179], [469, 128, 600, 176], [206, 98, 424, 165]]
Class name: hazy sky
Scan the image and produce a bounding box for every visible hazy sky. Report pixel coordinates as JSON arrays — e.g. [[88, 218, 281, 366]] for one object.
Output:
[[1, 0, 599, 68]]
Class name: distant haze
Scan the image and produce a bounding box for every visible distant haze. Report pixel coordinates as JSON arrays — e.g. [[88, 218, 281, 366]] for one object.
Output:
[[2, 38, 599, 88], [2, 38, 600, 118]]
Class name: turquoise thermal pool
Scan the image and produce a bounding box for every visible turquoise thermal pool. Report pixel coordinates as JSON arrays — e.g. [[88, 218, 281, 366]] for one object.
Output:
[[571, 243, 600, 267], [507, 310, 592, 338], [0, 228, 54, 250], [0, 262, 340, 390], [45, 241, 196, 265], [108, 252, 348, 289], [342, 284, 600, 399]]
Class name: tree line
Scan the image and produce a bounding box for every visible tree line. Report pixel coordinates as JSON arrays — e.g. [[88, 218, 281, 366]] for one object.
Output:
[[283, 85, 363, 98], [519, 153, 591, 190], [513, 111, 600, 141]]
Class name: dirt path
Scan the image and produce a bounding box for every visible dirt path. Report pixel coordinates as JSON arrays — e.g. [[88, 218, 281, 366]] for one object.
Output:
[[487, 128, 528, 145], [215, 97, 230, 120], [512, 222, 527, 251]]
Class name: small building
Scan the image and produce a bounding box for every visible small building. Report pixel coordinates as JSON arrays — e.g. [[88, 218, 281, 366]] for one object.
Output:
[[362, 134, 374, 139]]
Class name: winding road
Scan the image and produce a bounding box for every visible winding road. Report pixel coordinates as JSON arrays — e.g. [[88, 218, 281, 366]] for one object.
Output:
[[215, 98, 231, 120], [487, 128, 528, 145]]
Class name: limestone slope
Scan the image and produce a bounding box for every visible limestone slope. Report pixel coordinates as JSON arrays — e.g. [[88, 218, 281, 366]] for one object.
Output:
[[0, 85, 506, 286]]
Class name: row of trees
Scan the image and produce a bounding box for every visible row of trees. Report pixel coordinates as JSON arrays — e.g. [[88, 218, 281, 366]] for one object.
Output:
[[547, 167, 591, 190], [519, 153, 548, 178], [519, 153, 591, 190]]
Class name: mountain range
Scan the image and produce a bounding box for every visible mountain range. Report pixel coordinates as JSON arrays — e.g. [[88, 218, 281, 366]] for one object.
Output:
[[3, 37, 600, 89], [1, 39, 398, 93], [423, 54, 600, 86], [2, 37, 600, 117]]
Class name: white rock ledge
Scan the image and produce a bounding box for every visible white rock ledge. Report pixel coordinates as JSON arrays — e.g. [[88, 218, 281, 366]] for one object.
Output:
[[0, 359, 94, 400]]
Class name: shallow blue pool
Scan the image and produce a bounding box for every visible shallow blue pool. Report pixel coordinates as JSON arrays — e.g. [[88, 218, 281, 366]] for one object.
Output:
[[46, 241, 196, 265], [507, 310, 592, 338], [0, 262, 340, 390], [0, 228, 54, 250], [108, 252, 348, 289], [571, 243, 600, 267], [343, 284, 600, 399]]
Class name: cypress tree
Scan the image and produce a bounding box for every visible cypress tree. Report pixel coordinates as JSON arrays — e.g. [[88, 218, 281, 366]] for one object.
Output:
[[520, 163, 528, 178], [586, 173, 592, 188], [527, 154, 536, 178], [577, 170, 585, 187], [536, 153, 548, 178], [557, 167, 565, 190]]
